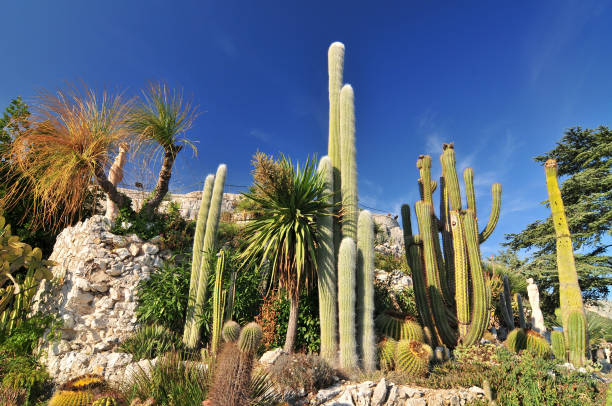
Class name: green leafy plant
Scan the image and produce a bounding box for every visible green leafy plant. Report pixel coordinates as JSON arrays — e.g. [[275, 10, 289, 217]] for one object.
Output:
[[119, 325, 182, 362]]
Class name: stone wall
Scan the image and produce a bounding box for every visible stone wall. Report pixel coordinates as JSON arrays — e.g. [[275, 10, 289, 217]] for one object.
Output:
[[33, 215, 168, 383]]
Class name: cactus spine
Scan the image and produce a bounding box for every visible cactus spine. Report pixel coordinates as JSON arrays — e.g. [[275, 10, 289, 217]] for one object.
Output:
[[185, 164, 227, 348], [211, 250, 226, 354], [356, 210, 376, 371], [545, 159, 587, 366], [551, 330, 567, 361], [316, 156, 338, 365], [403, 144, 500, 348], [338, 237, 358, 370]]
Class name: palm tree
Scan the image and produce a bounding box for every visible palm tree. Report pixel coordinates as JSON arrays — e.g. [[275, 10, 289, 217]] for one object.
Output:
[[240, 154, 331, 352], [129, 82, 198, 215], [1, 85, 134, 230]]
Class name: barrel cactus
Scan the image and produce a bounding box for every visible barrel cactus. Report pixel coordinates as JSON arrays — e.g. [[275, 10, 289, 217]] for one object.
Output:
[[526, 330, 551, 358], [92, 397, 119, 406], [551, 330, 567, 361], [375, 312, 424, 342], [222, 320, 241, 343], [238, 322, 263, 354], [505, 328, 527, 353], [378, 338, 397, 371], [48, 391, 93, 406], [395, 339, 433, 377]]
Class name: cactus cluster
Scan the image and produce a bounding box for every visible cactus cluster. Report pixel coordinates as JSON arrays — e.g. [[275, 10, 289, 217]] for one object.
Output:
[[183, 164, 227, 349], [375, 312, 424, 342], [402, 144, 501, 348], [48, 374, 117, 406], [208, 321, 263, 406], [316, 42, 376, 371], [545, 159, 588, 366]]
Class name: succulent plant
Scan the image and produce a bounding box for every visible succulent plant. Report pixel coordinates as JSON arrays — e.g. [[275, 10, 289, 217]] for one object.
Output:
[[48, 390, 93, 406], [92, 397, 119, 406], [211, 250, 227, 354], [238, 322, 263, 354], [395, 339, 433, 377], [378, 338, 397, 371], [222, 320, 241, 343], [526, 330, 551, 358], [338, 237, 358, 370], [375, 312, 425, 342], [357, 210, 376, 372], [551, 330, 567, 361], [567, 310, 587, 366], [505, 328, 527, 354]]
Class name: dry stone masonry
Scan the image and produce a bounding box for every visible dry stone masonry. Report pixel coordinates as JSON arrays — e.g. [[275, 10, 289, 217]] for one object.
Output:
[[33, 215, 168, 383]]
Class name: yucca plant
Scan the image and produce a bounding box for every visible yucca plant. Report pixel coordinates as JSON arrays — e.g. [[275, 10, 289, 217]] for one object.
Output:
[[129, 82, 198, 215], [240, 154, 331, 352], [1, 85, 134, 230]]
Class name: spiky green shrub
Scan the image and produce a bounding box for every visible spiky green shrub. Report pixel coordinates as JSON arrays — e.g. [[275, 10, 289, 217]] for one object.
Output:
[[222, 320, 240, 343], [505, 328, 527, 354], [375, 312, 424, 342], [119, 325, 181, 362], [525, 330, 551, 358], [550, 330, 566, 361], [395, 339, 433, 377], [378, 338, 397, 371]]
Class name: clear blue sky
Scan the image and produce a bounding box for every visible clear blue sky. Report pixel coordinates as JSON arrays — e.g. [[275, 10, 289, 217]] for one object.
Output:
[[1, 1, 611, 256]]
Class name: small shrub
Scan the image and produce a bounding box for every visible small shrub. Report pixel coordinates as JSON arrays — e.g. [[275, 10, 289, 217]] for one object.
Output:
[[374, 283, 418, 319], [267, 353, 334, 395], [374, 252, 408, 272], [0, 386, 26, 405], [119, 325, 182, 362]]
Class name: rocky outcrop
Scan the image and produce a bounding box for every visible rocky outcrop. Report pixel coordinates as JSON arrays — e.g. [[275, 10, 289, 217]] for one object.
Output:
[[295, 378, 484, 406], [33, 216, 167, 383]]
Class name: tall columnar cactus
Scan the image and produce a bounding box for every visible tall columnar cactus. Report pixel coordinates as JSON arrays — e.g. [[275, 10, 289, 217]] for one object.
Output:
[[356, 210, 376, 371], [338, 237, 357, 370], [545, 159, 587, 366], [403, 143, 500, 348], [183, 174, 215, 344], [567, 310, 587, 366], [551, 330, 567, 361], [185, 164, 227, 348], [516, 294, 526, 329], [340, 84, 357, 241], [316, 156, 337, 365], [500, 275, 515, 329], [328, 42, 345, 254], [211, 250, 227, 355]]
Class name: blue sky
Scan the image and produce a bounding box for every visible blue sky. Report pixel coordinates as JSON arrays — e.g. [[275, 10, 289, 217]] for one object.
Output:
[[1, 1, 611, 256]]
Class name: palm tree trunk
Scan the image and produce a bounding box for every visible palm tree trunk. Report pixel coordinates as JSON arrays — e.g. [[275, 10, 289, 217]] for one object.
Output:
[[94, 165, 132, 211], [284, 295, 299, 353], [141, 144, 182, 215]]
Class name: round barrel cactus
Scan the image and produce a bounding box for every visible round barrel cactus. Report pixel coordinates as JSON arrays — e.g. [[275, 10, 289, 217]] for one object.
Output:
[[222, 320, 241, 343], [395, 339, 432, 376]]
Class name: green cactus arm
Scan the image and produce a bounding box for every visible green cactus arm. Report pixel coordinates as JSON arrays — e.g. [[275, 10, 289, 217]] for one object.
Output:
[[187, 164, 227, 348], [500, 275, 515, 329], [439, 177, 455, 299], [211, 250, 226, 354], [479, 183, 502, 243], [357, 210, 376, 372], [516, 293, 526, 329], [339, 84, 357, 241], [449, 210, 468, 340], [316, 156, 338, 365], [461, 210, 490, 346], [567, 310, 587, 366], [464, 168, 477, 213], [328, 42, 345, 254], [440, 144, 462, 211], [415, 201, 456, 347], [401, 204, 439, 346], [338, 237, 358, 370], [417, 155, 434, 206], [183, 174, 215, 343]]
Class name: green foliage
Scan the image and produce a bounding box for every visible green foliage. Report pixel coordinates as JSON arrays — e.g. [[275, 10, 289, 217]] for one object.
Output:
[[374, 252, 408, 272], [374, 284, 418, 319], [121, 352, 210, 406], [267, 353, 334, 395], [119, 325, 182, 362], [402, 348, 606, 405], [267, 290, 321, 354], [112, 202, 195, 252], [585, 311, 612, 347]]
